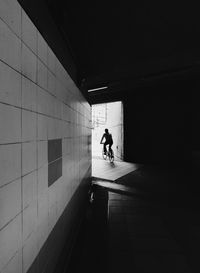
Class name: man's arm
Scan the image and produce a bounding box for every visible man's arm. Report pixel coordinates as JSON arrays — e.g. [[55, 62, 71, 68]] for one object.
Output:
[[100, 134, 105, 144]]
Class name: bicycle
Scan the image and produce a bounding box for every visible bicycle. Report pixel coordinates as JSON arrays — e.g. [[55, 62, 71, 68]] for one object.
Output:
[[101, 143, 114, 162]]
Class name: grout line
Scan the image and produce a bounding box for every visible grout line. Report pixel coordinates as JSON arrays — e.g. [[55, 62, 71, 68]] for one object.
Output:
[[0, 16, 21, 40], [0, 16, 82, 87], [35, 28, 40, 259], [0, 206, 23, 232], [0, 175, 22, 190], [0, 141, 22, 146], [0, 20, 90, 111], [0, 203, 30, 233], [0, 59, 88, 119], [0, 11, 91, 273], [19, 7, 24, 271], [1, 250, 19, 273], [0, 135, 87, 148], [0, 139, 48, 146], [0, 98, 89, 125]]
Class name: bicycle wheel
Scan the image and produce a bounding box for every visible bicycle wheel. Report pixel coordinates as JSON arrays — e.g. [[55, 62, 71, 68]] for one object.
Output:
[[108, 149, 114, 162], [102, 148, 107, 160]]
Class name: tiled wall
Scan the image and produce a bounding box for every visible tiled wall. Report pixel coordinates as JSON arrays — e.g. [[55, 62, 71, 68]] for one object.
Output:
[[0, 1, 91, 272]]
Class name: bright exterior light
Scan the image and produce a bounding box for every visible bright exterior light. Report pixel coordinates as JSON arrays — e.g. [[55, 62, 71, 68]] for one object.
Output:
[[88, 86, 108, 92]]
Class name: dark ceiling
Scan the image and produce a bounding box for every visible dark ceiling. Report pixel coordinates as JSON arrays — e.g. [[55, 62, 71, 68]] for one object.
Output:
[[46, 1, 199, 85], [19, 0, 199, 102]]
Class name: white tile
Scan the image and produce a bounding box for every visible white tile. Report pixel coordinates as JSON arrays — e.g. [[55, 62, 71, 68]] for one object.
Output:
[[48, 183, 57, 208], [22, 142, 37, 175], [38, 165, 48, 194], [22, 110, 37, 141], [0, 214, 22, 272], [55, 99, 62, 119], [0, 144, 21, 187], [62, 138, 70, 156], [67, 139, 72, 156], [0, 0, 21, 37], [47, 47, 56, 74], [0, 178, 21, 230], [69, 108, 73, 123], [0, 61, 21, 107], [22, 76, 37, 111], [47, 70, 56, 95], [63, 161, 72, 184], [37, 141, 47, 168], [55, 80, 63, 101], [37, 59, 47, 90], [67, 106, 72, 121], [22, 43, 37, 82], [37, 86, 48, 115], [22, 231, 38, 273], [37, 114, 48, 140], [37, 31, 47, 65], [69, 123, 73, 138], [47, 117, 56, 139], [37, 190, 48, 226], [48, 204, 57, 233], [37, 192, 48, 249], [62, 185, 72, 209], [1, 249, 22, 273], [23, 201, 37, 242], [55, 59, 62, 79], [37, 220, 48, 252], [22, 10, 37, 54], [64, 89, 72, 106], [22, 171, 37, 209], [61, 121, 67, 139], [68, 80, 76, 95], [48, 95, 55, 117], [0, 103, 21, 144], [37, 88, 55, 117], [58, 194, 65, 218], [62, 85, 69, 105], [0, 20, 21, 71], [62, 104, 70, 121], [55, 177, 64, 215], [55, 119, 63, 139]]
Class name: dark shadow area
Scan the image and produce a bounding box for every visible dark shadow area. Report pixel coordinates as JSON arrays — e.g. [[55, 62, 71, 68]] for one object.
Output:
[[54, 185, 109, 273], [114, 164, 197, 272], [55, 163, 197, 272], [115, 164, 190, 200]]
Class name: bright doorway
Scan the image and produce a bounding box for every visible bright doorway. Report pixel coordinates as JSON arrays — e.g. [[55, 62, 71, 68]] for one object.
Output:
[[91, 101, 124, 160]]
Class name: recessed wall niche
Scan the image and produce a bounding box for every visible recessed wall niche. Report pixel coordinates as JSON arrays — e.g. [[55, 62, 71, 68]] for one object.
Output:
[[48, 139, 62, 186]]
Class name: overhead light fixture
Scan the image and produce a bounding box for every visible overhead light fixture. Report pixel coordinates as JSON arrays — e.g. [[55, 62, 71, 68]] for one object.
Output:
[[88, 86, 108, 92]]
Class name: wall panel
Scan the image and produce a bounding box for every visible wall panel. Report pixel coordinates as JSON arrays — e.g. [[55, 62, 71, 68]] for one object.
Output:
[[0, 2, 91, 272]]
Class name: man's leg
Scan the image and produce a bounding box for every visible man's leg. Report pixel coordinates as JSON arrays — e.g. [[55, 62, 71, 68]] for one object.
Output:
[[109, 144, 113, 155], [103, 143, 107, 154]]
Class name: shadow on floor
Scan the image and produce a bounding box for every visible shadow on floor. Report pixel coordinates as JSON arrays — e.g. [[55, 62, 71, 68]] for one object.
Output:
[[56, 186, 109, 273], [55, 163, 198, 273]]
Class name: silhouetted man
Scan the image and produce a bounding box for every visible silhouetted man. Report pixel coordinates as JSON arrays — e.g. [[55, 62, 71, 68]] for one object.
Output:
[[100, 128, 113, 155]]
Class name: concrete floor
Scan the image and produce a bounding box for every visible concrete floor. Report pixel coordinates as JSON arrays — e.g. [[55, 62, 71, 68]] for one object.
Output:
[[56, 158, 196, 273], [92, 156, 140, 181]]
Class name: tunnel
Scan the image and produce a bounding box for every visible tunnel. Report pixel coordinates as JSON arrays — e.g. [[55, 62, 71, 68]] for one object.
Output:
[[0, 1, 198, 272]]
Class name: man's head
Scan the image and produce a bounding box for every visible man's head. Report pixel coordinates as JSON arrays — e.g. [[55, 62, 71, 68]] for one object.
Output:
[[105, 128, 108, 133]]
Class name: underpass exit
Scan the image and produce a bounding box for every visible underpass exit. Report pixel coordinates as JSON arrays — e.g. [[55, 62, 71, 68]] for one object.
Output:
[[91, 101, 124, 161]]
